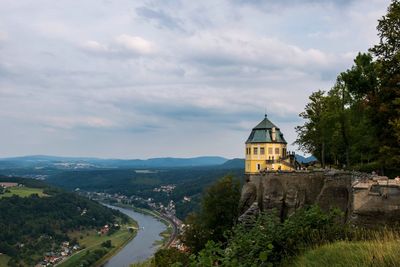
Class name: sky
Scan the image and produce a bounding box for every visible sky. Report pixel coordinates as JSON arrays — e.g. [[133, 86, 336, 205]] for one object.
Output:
[[0, 0, 390, 159]]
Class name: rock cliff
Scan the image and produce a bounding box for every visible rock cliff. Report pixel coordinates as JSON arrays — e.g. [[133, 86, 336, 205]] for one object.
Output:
[[239, 170, 400, 227]]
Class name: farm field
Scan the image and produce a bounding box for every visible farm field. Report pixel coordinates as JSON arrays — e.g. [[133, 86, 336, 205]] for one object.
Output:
[[58, 222, 137, 267], [0, 254, 10, 267], [0, 186, 45, 198]]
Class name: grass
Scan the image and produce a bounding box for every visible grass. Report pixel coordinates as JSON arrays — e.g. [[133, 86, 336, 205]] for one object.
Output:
[[292, 235, 400, 267], [58, 221, 137, 267], [0, 254, 10, 267], [0, 187, 45, 198], [131, 258, 155, 267], [153, 225, 173, 246]]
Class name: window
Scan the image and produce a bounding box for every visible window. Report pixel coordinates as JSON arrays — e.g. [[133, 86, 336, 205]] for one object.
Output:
[[260, 147, 265, 155], [257, 164, 261, 170], [275, 148, 280, 154], [254, 147, 258, 155], [268, 147, 273, 154], [283, 148, 287, 157]]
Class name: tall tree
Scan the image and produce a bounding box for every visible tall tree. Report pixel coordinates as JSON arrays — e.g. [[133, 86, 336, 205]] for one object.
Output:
[[182, 175, 241, 253], [369, 0, 400, 173], [296, 1, 400, 174], [295, 91, 330, 167], [341, 53, 380, 166]]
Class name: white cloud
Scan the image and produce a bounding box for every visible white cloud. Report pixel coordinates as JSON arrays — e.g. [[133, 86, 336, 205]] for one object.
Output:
[[41, 116, 115, 129], [81, 35, 156, 57], [115, 34, 156, 55], [82, 40, 109, 52]]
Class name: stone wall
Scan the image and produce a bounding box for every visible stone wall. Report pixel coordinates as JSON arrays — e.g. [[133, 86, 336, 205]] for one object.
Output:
[[239, 170, 400, 227]]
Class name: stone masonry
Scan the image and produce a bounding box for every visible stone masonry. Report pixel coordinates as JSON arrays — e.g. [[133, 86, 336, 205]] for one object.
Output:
[[239, 170, 400, 227]]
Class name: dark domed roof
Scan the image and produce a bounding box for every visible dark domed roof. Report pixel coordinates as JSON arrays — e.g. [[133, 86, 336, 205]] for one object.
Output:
[[246, 115, 287, 144]]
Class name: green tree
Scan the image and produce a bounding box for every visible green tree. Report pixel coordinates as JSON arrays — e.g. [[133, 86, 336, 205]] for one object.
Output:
[[296, 1, 400, 174], [295, 91, 330, 167], [154, 248, 189, 267], [340, 53, 380, 167], [182, 175, 241, 253], [369, 0, 400, 174]]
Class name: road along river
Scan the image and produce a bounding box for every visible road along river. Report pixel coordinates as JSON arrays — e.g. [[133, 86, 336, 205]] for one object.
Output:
[[103, 204, 167, 267]]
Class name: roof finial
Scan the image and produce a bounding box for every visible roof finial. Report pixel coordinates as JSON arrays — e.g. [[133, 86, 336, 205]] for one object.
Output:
[[265, 107, 267, 118]]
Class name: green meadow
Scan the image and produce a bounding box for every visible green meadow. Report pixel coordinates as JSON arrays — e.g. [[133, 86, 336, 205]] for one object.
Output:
[[0, 186, 45, 198]]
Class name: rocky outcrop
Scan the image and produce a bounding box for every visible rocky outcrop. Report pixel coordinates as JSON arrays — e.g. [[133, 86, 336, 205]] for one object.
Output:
[[239, 170, 400, 227]]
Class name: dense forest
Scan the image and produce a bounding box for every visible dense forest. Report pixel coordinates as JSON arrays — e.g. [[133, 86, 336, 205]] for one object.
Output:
[[295, 0, 400, 177], [0, 178, 128, 266], [45, 166, 244, 220]]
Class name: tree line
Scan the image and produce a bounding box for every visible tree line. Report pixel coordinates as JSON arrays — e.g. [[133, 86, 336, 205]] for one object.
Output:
[[0, 180, 128, 266], [295, 0, 400, 176]]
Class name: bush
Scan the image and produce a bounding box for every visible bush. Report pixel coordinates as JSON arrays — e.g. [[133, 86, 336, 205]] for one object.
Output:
[[101, 240, 112, 248], [188, 205, 349, 266], [154, 248, 189, 267]]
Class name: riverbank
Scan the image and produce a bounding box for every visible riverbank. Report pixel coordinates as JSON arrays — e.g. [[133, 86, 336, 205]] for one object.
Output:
[[57, 219, 137, 267], [105, 202, 177, 248], [102, 204, 168, 266]]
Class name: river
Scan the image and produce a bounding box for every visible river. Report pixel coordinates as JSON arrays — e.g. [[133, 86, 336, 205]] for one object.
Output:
[[103, 204, 167, 267]]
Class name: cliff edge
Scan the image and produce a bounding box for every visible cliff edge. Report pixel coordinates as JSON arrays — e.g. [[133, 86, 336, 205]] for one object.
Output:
[[239, 170, 400, 227]]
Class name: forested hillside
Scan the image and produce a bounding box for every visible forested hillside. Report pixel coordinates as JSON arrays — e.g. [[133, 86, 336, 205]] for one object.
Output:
[[46, 167, 244, 219], [0, 178, 129, 266]]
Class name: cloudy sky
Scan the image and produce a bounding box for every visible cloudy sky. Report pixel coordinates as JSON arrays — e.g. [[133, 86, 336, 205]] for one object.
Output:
[[0, 0, 389, 159]]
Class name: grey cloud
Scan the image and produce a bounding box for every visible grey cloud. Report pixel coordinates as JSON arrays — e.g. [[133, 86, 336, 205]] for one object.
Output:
[[235, 0, 354, 7], [0, 0, 388, 158], [136, 6, 186, 32]]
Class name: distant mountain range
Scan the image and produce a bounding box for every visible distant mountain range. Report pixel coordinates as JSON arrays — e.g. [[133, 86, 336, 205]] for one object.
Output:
[[219, 158, 245, 169], [0, 155, 229, 169], [0, 154, 317, 170], [216, 155, 317, 169], [294, 154, 317, 164]]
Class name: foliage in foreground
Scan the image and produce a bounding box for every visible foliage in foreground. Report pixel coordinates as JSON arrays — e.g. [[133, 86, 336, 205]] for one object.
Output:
[[158, 206, 348, 266], [155, 248, 190, 267], [188, 206, 347, 267], [293, 238, 400, 267]]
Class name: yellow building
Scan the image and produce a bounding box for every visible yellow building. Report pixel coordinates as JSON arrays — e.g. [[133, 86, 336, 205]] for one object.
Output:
[[245, 115, 296, 174]]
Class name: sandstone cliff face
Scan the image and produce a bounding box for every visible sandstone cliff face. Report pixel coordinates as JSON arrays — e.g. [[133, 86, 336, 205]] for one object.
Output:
[[239, 171, 400, 227]]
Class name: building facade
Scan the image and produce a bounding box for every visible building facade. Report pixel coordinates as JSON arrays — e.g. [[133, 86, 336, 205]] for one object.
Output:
[[245, 115, 295, 174]]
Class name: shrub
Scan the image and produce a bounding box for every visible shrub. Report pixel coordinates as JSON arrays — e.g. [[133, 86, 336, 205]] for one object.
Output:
[[101, 240, 112, 248], [154, 248, 189, 267], [188, 205, 349, 266]]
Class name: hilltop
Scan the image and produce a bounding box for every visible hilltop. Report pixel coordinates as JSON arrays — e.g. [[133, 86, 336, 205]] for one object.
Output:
[[0, 155, 228, 170]]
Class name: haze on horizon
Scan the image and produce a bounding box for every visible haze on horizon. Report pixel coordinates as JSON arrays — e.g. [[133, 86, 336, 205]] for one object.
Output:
[[0, 0, 389, 159]]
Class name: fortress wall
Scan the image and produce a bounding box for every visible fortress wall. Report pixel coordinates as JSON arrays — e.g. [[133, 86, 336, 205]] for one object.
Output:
[[240, 170, 400, 226]]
